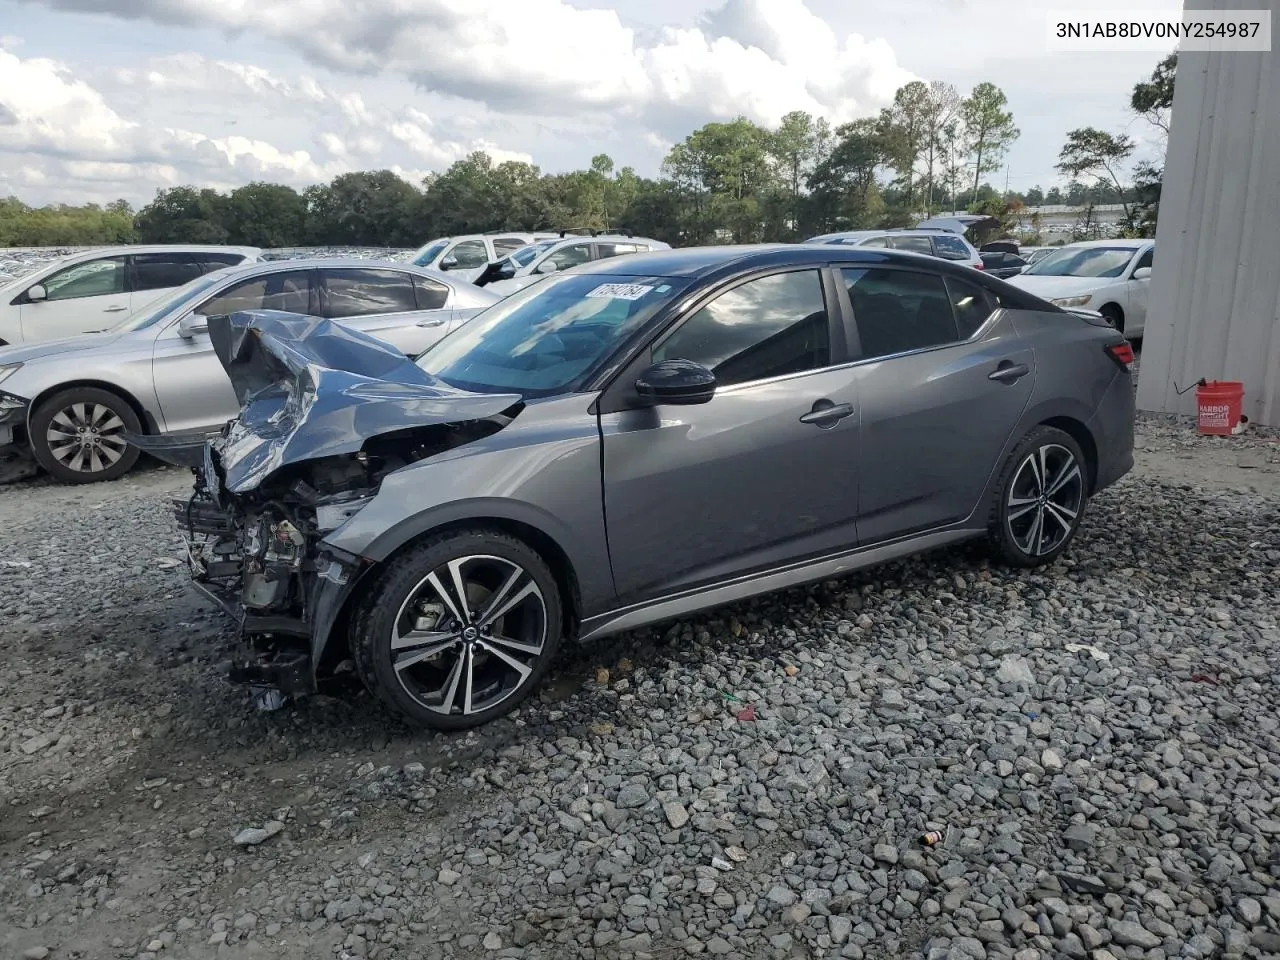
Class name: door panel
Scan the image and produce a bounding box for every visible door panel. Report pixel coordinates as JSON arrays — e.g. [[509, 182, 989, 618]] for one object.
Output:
[[601, 370, 861, 601], [601, 267, 860, 601], [841, 265, 1035, 543], [855, 326, 1034, 543], [20, 256, 131, 341]]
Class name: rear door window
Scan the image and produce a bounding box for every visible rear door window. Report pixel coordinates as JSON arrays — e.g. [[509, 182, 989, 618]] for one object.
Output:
[[492, 237, 529, 257], [413, 275, 450, 310], [843, 267, 961, 359], [891, 236, 934, 256], [932, 234, 974, 261], [131, 253, 203, 292], [320, 268, 420, 318]]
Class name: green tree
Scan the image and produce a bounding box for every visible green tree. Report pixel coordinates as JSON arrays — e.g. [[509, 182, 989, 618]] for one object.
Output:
[[770, 110, 831, 239], [135, 186, 229, 243], [305, 171, 423, 246], [960, 82, 1019, 208], [879, 81, 932, 211], [223, 182, 307, 247], [807, 118, 889, 232], [1131, 51, 1177, 137], [1056, 127, 1136, 225], [920, 81, 961, 216], [1024, 185, 1045, 206]]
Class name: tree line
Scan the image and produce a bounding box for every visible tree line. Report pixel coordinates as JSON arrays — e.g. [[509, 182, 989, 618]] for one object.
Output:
[[0, 58, 1173, 250]]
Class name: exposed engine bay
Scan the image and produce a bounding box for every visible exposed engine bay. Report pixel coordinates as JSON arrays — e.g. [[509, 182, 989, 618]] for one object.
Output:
[[174, 415, 517, 704]]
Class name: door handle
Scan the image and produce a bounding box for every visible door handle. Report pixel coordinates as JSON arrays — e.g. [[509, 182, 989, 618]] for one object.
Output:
[[416, 316, 447, 327], [989, 361, 1029, 384], [103, 305, 129, 312], [799, 400, 855, 428]]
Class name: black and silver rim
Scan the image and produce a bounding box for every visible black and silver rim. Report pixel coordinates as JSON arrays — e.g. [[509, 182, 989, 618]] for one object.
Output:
[[1006, 444, 1084, 557], [46, 402, 129, 473], [390, 555, 548, 716]]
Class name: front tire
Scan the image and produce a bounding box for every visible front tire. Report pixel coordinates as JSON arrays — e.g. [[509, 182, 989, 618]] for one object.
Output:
[[351, 529, 563, 730], [29, 387, 142, 483], [987, 426, 1089, 568], [1099, 304, 1124, 333]]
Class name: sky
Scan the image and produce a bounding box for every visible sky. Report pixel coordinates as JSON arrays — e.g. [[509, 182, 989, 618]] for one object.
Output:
[[0, 0, 1180, 207]]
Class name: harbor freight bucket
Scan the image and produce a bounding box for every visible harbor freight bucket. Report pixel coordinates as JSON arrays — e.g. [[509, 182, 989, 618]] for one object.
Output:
[[1195, 380, 1245, 436]]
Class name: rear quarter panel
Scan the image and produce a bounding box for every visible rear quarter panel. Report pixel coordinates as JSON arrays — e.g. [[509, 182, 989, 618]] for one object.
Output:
[[1000, 308, 1132, 492]]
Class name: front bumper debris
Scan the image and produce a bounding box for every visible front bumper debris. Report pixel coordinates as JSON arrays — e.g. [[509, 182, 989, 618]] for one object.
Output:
[[0, 392, 36, 482]]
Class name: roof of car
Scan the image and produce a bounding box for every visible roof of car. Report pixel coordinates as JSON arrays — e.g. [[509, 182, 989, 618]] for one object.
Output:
[[571, 243, 989, 282], [1061, 239, 1151, 248], [208, 257, 459, 281], [46, 244, 262, 265]]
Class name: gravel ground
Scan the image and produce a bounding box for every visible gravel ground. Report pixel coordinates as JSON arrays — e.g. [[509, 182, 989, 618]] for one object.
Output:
[[1, 413, 1279, 960]]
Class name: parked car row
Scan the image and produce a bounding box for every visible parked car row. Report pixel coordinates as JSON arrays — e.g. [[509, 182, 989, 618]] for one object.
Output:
[[0, 228, 1151, 486]]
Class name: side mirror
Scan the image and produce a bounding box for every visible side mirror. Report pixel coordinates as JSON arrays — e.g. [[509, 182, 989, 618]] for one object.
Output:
[[178, 312, 208, 338], [535, 260, 558, 274], [635, 359, 716, 406], [1132, 266, 1152, 280], [439, 255, 458, 270], [26, 283, 47, 302]]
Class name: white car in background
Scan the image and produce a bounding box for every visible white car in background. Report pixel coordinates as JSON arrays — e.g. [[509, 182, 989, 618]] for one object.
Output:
[[805, 228, 985, 269], [0, 245, 262, 345], [408, 233, 560, 283], [1006, 239, 1154, 337], [473, 234, 672, 297]]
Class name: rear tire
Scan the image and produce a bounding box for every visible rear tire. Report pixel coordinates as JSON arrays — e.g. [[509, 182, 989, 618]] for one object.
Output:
[[29, 387, 142, 483], [350, 528, 563, 730], [987, 426, 1089, 568]]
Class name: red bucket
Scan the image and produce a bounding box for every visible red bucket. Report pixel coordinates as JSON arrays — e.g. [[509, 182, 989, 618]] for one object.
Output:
[[1195, 380, 1245, 435]]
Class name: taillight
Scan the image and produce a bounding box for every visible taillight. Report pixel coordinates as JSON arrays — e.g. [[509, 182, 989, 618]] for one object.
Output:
[[1105, 341, 1135, 370]]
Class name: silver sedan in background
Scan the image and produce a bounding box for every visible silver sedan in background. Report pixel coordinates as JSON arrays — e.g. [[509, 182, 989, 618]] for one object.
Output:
[[0, 259, 498, 483]]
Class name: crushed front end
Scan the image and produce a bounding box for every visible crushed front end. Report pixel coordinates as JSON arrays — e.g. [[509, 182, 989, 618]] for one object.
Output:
[[139, 309, 522, 708], [172, 443, 384, 702]]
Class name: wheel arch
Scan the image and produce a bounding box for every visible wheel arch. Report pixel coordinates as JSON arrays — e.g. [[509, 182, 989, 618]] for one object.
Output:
[[315, 514, 584, 675], [1097, 301, 1124, 324], [28, 380, 159, 435], [1039, 415, 1099, 493]]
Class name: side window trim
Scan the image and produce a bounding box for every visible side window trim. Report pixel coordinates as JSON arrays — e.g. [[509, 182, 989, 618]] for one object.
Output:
[[411, 272, 452, 311], [646, 265, 850, 393], [834, 264, 995, 365]]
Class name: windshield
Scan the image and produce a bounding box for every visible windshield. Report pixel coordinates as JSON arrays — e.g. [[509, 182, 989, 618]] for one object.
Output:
[[110, 271, 230, 331], [1025, 246, 1138, 279], [410, 239, 450, 266], [511, 240, 557, 267], [416, 272, 689, 398]]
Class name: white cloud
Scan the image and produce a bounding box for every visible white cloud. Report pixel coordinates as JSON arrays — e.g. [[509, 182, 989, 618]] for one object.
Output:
[[23, 0, 915, 129], [0, 46, 541, 203]]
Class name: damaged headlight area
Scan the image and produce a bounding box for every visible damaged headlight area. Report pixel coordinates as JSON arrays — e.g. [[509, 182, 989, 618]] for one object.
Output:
[[171, 413, 519, 704], [147, 309, 525, 709]]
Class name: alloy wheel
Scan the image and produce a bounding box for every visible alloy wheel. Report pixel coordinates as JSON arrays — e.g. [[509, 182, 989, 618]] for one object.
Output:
[[1006, 443, 1084, 558], [45, 402, 130, 474], [389, 555, 548, 717]]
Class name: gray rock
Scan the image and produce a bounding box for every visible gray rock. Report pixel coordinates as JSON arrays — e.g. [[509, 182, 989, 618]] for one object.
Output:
[[616, 783, 650, 809], [1108, 920, 1160, 949], [996, 655, 1035, 685]]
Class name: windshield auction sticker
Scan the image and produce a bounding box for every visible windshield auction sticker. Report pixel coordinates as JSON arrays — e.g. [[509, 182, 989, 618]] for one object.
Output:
[[584, 283, 655, 300]]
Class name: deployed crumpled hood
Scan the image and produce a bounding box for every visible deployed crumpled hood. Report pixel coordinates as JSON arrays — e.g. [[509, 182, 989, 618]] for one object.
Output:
[[206, 310, 521, 494]]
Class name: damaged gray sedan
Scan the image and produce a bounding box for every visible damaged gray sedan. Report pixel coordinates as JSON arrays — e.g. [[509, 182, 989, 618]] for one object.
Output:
[[149, 245, 1135, 730]]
